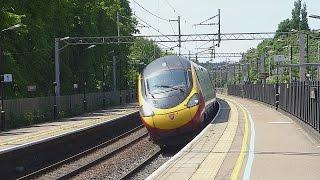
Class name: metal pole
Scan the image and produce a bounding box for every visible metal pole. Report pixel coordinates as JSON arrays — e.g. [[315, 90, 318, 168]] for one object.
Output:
[[126, 57, 129, 102], [53, 82, 58, 120], [119, 57, 122, 91], [217, 9, 221, 47], [131, 62, 134, 90], [225, 67, 228, 84], [102, 60, 106, 108], [219, 68, 222, 87], [263, 54, 266, 84], [233, 64, 236, 84], [213, 71, 216, 87], [83, 81, 87, 111], [269, 57, 271, 78], [238, 64, 241, 84], [277, 63, 279, 83], [0, 32, 3, 74], [117, 12, 120, 43], [113, 55, 117, 91], [0, 32, 5, 131], [299, 33, 306, 81], [54, 38, 61, 96], [247, 63, 250, 83], [318, 42, 320, 80], [290, 45, 293, 82], [306, 34, 309, 77], [178, 16, 181, 56], [275, 62, 279, 110], [256, 58, 259, 83]]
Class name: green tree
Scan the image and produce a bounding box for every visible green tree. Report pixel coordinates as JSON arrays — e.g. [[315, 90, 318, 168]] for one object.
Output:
[[300, 3, 309, 31], [127, 38, 162, 89], [276, 19, 292, 34], [291, 0, 302, 30], [276, 0, 310, 34], [0, 0, 142, 98]]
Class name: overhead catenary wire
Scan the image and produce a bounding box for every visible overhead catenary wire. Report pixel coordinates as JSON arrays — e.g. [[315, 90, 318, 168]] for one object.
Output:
[[115, 11, 177, 55], [131, 0, 192, 55], [164, 0, 190, 24], [195, 15, 219, 26], [132, 0, 170, 22], [169, 21, 176, 35], [134, 14, 179, 54], [133, 14, 173, 42], [121, 3, 221, 57]]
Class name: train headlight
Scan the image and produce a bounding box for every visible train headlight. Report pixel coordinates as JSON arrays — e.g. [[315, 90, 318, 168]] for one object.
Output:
[[140, 104, 155, 117], [187, 93, 199, 108]]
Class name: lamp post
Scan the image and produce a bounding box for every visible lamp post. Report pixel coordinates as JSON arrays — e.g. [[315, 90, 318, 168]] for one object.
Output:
[[102, 82, 106, 108], [0, 24, 24, 131], [102, 57, 106, 108], [309, 14, 320, 19], [289, 45, 293, 82], [0, 32, 4, 131], [53, 82, 58, 120], [54, 36, 70, 97], [108, 50, 117, 92], [318, 42, 320, 80], [73, 83, 78, 94], [83, 81, 87, 111], [81, 44, 96, 111], [309, 15, 320, 80]]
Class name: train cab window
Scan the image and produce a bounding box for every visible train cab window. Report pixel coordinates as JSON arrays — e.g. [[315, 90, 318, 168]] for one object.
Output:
[[145, 69, 190, 95]]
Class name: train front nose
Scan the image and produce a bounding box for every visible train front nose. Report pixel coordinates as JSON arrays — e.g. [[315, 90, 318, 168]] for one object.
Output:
[[152, 108, 193, 130], [141, 103, 200, 137], [140, 91, 203, 138]]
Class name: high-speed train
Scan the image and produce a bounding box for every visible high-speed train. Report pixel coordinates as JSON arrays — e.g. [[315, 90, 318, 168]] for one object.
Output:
[[138, 56, 216, 144]]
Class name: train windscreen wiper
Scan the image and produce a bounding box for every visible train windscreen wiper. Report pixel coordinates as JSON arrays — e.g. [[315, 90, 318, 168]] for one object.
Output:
[[154, 85, 186, 93]]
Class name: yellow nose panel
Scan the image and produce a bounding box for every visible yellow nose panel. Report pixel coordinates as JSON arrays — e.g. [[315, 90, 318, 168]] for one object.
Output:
[[152, 105, 198, 130]]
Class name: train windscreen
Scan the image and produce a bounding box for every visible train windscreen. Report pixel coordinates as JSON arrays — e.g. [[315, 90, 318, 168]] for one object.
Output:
[[146, 70, 189, 94], [143, 69, 193, 109]]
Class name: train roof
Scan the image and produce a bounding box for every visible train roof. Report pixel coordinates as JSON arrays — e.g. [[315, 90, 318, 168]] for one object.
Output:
[[142, 56, 207, 76], [142, 56, 190, 75]]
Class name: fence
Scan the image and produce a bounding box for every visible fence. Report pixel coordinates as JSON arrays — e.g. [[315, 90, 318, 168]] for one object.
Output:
[[228, 81, 320, 133], [2, 90, 137, 129]]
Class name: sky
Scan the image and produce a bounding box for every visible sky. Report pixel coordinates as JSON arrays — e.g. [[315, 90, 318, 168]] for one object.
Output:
[[128, 0, 320, 63]]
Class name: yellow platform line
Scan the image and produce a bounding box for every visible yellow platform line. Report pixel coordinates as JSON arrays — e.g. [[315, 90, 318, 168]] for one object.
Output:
[[0, 110, 137, 147], [230, 99, 249, 180], [190, 100, 239, 180]]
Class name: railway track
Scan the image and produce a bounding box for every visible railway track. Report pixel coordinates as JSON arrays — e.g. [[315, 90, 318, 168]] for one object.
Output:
[[119, 148, 162, 179], [15, 105, 219, 179], [18, 125, 148, 180]]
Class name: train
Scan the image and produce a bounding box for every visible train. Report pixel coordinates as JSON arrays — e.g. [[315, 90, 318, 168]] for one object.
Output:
[[138, 55, 217, 145]]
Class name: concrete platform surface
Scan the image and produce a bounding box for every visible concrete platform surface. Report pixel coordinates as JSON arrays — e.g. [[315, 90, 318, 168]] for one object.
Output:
[[148, 95, 320, 180], [0, 103, 138, 153], [226, 95, 320, 180]]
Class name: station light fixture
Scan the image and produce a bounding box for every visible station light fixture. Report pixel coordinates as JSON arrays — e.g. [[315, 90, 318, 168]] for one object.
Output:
[[60, 36, 70, 41], [309, 15, 320, 19]]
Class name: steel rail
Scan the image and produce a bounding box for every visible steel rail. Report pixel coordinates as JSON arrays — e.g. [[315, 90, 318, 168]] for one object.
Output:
[[17, 125, 147, 180], [119, 148, 162, 180]]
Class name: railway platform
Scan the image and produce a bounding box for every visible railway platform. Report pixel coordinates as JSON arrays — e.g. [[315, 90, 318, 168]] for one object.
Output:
[[0, 103, 138, 154], [148, 95, 320, 180]]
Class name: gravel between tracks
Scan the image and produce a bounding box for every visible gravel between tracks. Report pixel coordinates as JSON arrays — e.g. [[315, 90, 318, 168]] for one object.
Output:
[[35, 127, 148, 179], [73, 136, 160, 179], [127, 147, 182, 180]]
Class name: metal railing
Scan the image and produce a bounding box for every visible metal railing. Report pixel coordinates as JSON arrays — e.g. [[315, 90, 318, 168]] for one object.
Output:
[[228, 81, 320, 133]]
